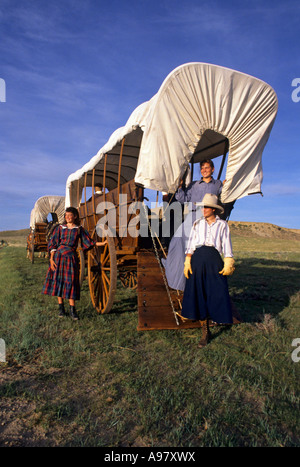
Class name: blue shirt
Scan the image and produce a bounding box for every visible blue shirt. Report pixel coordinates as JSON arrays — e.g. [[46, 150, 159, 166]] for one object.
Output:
[[175, 177, 222, 207]]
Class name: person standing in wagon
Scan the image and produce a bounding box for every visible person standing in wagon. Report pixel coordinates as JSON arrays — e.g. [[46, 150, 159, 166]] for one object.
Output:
[[181, 194, 235, 348], [42, 207, 105, 320], [162, 160, 223, 291]]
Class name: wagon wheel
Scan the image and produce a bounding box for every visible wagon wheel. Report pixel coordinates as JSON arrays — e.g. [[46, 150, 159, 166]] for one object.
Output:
[[88, 226, 117, 314], [119, 270, 138, 290], [76, 246, 85, 286], [28, 232, 35, 264]]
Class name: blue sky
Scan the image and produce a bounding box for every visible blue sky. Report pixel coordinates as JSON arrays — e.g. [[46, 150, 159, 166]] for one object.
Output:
[[0, 0, 300, 231]]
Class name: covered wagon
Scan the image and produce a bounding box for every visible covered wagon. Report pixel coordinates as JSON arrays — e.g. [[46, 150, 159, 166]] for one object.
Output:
[[27, 195, 65, 263], [65, 62, 278, 330]]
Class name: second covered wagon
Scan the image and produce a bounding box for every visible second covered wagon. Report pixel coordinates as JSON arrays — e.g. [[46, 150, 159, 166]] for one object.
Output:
[[27, 195, 65, 263]]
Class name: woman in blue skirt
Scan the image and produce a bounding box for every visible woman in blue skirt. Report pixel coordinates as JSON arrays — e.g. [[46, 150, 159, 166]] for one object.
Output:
[[181, 194, 235, 347], [42, 207, 105, 320]]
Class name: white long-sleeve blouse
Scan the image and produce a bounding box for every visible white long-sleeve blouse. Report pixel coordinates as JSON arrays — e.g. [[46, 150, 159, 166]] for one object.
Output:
[[185, 216, 233, 257]]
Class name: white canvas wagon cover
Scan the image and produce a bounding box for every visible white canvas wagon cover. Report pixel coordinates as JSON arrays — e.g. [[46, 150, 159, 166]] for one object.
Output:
[[66, 62, 278, 207], [30, 195, 65, 228]]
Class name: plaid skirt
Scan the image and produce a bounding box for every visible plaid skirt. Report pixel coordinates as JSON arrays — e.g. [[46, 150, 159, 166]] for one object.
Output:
[[42, 245, 80, 300]]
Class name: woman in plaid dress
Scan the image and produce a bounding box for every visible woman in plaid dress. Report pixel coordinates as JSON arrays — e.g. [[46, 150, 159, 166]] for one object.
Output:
[[42, 207, 105, 320]]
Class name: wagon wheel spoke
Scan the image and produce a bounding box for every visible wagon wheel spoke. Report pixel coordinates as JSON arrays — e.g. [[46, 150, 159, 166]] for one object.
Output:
[[102, 271, 110, 286], [101, 249, 110, 267], [91, 273, 98, 285], [28, 231, 35, 264], [88, 226, 117, 314], [89, 251, 96, 262], [119, 270, 137, 290], [96, 278, 101, 304]]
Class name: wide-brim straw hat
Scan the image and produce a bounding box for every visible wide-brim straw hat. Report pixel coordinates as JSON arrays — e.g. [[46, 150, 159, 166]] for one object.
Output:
[[195, 193, 224, 214]]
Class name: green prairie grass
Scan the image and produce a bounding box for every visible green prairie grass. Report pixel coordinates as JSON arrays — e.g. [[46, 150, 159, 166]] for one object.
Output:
[[0, 238, 299, 447]]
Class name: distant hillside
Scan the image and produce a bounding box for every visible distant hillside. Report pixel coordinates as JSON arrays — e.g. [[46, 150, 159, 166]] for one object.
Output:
[[0, 228, 29, 237], [0, 228, 29, 247], [1, 223, 300, 247], [229, 221, 300, 240]]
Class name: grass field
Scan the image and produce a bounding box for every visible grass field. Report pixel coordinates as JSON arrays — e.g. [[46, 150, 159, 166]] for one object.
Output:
[[0, 227, 299, 447]]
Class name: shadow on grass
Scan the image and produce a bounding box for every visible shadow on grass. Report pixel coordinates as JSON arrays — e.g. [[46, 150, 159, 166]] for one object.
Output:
[[76, 258, 299, 326], [110, 296, 137, 315], [78, 280, 137, 319], [229, 258, 300, 323]]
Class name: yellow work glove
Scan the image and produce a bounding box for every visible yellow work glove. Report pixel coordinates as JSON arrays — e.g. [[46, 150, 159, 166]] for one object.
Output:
[[219, 257, 235, 276], [184, 256, 193, 279]]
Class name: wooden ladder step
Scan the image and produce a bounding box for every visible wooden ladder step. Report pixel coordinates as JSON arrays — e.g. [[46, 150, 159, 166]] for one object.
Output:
[[137, 249, 202, 330]]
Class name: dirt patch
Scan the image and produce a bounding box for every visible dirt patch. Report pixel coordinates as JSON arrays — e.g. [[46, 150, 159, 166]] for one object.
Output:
[[0, 359, 143, 447], [0, 397, 48, 447], [0, 362, 61, 447]]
